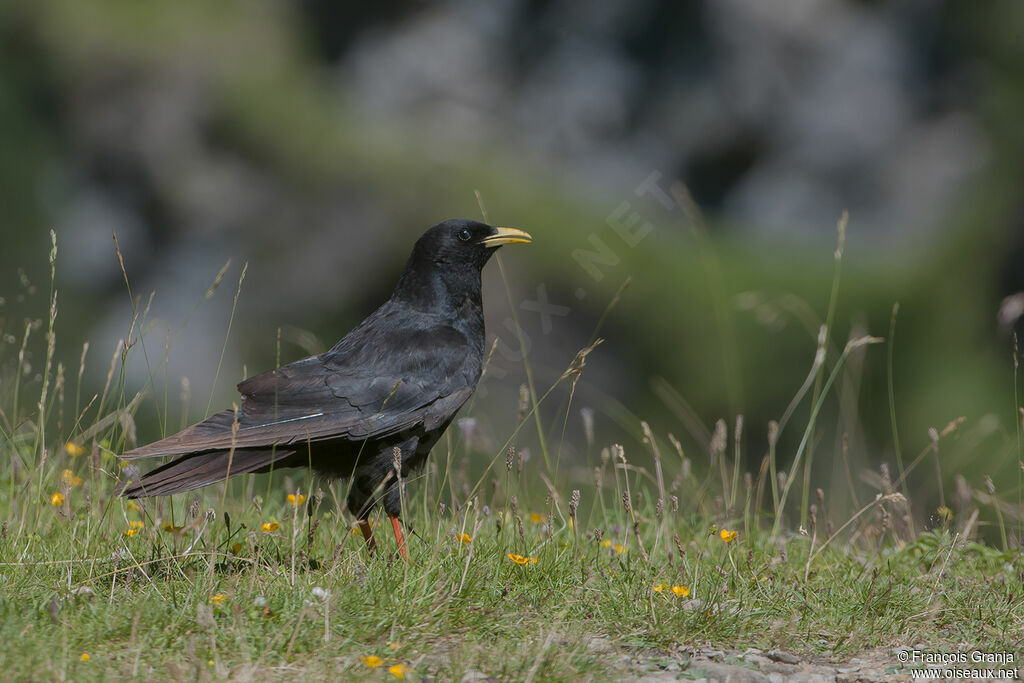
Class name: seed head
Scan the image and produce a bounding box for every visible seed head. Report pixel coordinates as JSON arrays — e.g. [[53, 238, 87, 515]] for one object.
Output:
[[668, 432, 684, 458], [673, 532, 686, 559], [710, 419, 727, 460], [580, 408, 594, 448], [880, 463, 892, 493]]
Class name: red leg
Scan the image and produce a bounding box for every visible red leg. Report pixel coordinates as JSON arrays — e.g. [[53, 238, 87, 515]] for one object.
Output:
[[390, 515, 408, 560], [358, 519, 377, 553]]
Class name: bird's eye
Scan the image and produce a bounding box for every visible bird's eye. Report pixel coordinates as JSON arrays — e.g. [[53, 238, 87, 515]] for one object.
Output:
[[457, 229, 472, 242]]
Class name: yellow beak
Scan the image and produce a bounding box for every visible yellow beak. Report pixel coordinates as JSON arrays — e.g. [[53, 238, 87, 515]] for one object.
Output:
[[481, 227, 533, 247]]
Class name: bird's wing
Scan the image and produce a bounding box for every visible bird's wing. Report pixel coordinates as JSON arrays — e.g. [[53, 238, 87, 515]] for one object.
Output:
[[121, 322, 476, 459]]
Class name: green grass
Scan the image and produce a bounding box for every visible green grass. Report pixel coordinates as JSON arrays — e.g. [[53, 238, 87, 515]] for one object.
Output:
[[2, 232, 1023, 681], [0, 478, 1020, 680]]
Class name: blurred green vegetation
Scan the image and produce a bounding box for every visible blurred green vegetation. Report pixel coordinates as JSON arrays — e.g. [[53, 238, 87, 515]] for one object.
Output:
[[1, 0, 1024, 536]]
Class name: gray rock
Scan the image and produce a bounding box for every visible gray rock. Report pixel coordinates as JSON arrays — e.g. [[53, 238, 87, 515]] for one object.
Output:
[[766, 649, 800, 664], [688, 661, 772, 682]]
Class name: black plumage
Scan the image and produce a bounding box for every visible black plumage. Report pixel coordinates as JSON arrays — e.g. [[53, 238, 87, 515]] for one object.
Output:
[[119, 219, 532, 555]]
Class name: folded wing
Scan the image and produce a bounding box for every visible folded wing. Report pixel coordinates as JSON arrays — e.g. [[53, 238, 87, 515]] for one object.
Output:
[[121, 321, 475, 460]]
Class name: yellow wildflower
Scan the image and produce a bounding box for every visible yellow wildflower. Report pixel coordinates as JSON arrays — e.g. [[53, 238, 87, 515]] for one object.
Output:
[[719, 529, 738, 543], [126, 501, 140, 512], [62, 469, 84, 487], [671, 585, 690, 598], [360, 655, 383, 669], [262, 521, 279, 533], [653, 584, 665, 592], [124, 520, 145, 536], [389, 663, 409, 679], [209, 593, 227, 608], [80, 653, 90, 662], [612, 544, 624, 554], [51, 492, 65, 507], [287, 493, 307, 507], [529, 512, 545, 524], [457, 533, 472, 544], [600, 540, 612, 548], [65, 441, 87, 457], [507, 553, 538, 565]]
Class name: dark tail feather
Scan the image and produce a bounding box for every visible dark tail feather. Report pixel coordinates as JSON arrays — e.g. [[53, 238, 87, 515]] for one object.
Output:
[[119, 448, 296, 498]]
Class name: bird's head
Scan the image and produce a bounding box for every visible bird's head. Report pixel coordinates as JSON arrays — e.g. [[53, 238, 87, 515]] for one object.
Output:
[[419, 219, 532, 268], [394, 219, 532, 309]]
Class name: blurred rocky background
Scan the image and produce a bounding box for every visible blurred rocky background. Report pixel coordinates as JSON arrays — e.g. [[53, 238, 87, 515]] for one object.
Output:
[[2, 0, 1023, 526]]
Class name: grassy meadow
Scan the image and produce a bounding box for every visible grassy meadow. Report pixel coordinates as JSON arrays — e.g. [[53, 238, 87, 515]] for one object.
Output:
[[1, 231, 1023, 681]]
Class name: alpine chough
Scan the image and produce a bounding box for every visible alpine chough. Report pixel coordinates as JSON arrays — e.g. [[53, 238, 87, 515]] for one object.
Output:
[[119, 219, 532, 557]]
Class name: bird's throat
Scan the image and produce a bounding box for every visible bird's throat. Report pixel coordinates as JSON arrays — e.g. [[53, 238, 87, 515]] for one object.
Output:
[[393, 262, 484, 317]]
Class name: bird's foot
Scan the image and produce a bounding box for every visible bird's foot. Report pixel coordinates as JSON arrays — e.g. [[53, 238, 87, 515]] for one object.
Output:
[[390, 515, 408, 560], [358, 519, 377, 554]]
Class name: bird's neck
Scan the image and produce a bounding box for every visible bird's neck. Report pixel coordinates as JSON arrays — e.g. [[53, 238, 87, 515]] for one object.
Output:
[[392, 264, 484, 321]]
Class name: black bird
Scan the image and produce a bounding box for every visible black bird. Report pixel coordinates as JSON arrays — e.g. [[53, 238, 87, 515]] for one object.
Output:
[[119, 219, 532, 557]]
